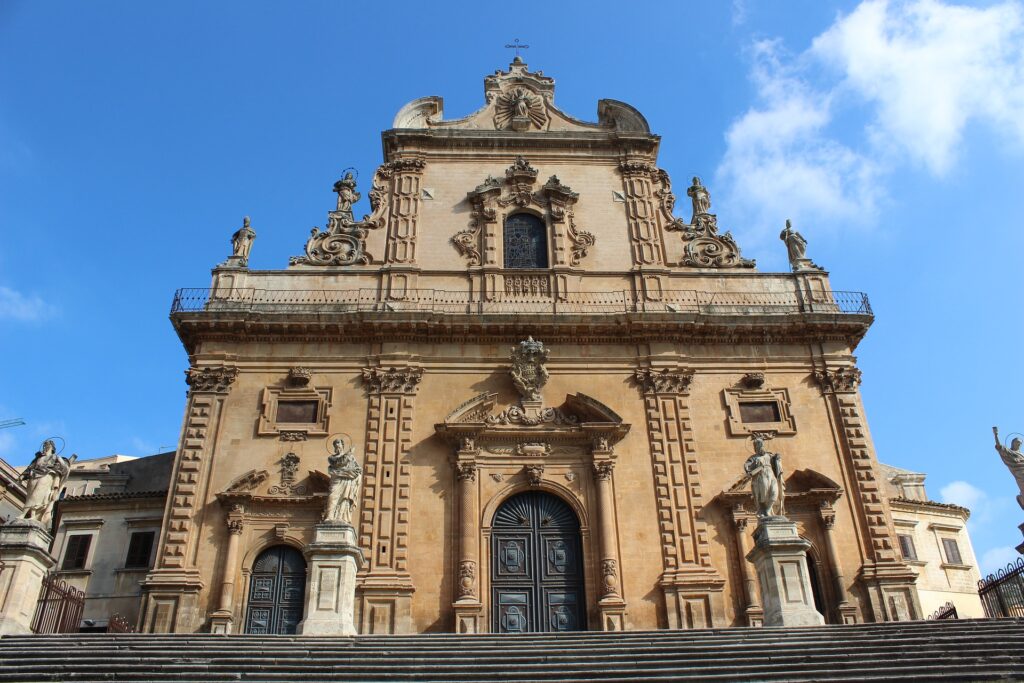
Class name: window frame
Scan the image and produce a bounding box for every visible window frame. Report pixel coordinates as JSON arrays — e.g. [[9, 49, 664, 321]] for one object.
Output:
[[942, 537, 964, 565], [61, 534, 93, 571], [897, 534, 918, 561], [123, 530, 156, 569], [502, 212, 550, 270]]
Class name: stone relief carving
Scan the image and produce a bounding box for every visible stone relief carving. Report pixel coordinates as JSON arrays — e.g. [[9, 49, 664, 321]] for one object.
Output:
[[290, 166, 391, 267], [20, 440, 74, 525], [269, 452, 307, 496], [514, 442, 551, 457], [287, 367, 312, 387], [485, 405, 577, 427], [456, 462, 477, 482], [743, 435, 786, 518], [509, 336, 549, 402], [457, 560, 477, 598], [780, 219, 821, 271], [495, 87, 547, 131], [740, 372, 766, 389], [601, 559, 619, 597], [186, 365, 238, 394], [361, 366, 424, 395], [524, 464, 544, 486], [280, 431, 308, 441], [813, 367, 863, 394], [325, 437, 362, 524], [224, 469, 270, 493], [633, 368, 695, 395], [677, 177, 755, 268], [501, 156, 540, 207], [490, 473, 505, 483], [593, 461, 615, 481]]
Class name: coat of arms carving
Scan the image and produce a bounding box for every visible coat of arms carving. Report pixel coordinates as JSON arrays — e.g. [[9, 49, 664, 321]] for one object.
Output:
[[510, 336, 549, 402]]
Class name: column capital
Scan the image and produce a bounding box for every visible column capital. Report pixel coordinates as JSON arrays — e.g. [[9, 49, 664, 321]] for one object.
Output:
[[633, 368, 694, 395], [593, 461, 615, 481], [361, 366, 423, 395], [813, 366, 862, 395], [455, 461, 477, 482], [185, 365, 238, 394]]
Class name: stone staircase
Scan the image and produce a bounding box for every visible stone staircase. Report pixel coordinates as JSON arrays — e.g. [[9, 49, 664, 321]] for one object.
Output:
[[1, 619, 1022, 682]]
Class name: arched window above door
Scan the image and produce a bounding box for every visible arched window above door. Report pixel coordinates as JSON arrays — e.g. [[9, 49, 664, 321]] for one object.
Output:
[[503, 213, 549, 269]]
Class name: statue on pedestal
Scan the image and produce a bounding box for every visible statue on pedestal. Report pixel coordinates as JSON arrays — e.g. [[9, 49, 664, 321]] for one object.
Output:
[[20, 440, 74, 525], [332, 173, 360, 224], [325, 438, 362, 525], [994, 427, 1024, 509], [779, 219, 820, 271], [744, 435, 785, 518], [229, 216, 256, 266]]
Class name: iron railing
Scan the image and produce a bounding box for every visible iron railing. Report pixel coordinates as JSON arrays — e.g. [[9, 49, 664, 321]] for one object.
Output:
[[31, 573, 85, 634], [927, 601, 958, 620], [979, 556, 1024, 618], [171, 288, 872, 317], [106, 612, 136, 633]]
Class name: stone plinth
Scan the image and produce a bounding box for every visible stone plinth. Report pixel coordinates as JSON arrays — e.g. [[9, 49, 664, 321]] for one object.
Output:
[[297, 522, 364, 636], [0, 520, 56, 635], [746, 517, 825, 627]]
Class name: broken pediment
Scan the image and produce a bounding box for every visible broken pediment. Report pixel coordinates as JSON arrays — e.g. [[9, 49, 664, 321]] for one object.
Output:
[[392, 58, 650, 134], [719, 467, 842, 512]]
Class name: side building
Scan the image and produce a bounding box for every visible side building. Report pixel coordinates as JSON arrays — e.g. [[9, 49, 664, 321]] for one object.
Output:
[[880, 463, 984, 618]]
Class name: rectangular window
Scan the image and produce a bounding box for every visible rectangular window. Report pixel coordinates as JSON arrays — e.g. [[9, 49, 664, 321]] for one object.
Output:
[[738, 401, 781, 424], [942, 538, 963, 565], [276, 400, 319, 424], [61, 535, 92, 570], [898, 534, 917, 561], [124, 531, 156, 569]]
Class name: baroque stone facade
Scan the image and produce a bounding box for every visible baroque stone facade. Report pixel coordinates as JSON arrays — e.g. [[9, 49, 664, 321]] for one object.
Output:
[[135, 59, 923, 634]]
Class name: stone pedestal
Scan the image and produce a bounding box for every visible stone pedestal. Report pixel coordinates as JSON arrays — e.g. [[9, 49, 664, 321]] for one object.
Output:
[[297, 522, 364, 636], [746, 517, 825, 627], [0, 521, 56, 635]]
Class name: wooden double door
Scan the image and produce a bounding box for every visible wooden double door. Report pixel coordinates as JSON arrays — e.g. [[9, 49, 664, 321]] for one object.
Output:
[[244, 545, 306, 634], [491, 491, 586, 633]]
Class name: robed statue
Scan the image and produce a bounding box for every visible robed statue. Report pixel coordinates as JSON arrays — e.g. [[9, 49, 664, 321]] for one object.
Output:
[[744, 436, 786, 518], [687, 176, 712, 219], [325, 438, 362, 524], [20, 440, 74, 525], [994, 427, 1024, 509], [332, 173, 360, 225], [230, 216, 256, 265]]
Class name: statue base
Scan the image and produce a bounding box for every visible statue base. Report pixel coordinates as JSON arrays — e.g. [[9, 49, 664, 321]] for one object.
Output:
[[746, 517, 825, 627], [296, 522, 364, 636], [0, 520, 56, 635]]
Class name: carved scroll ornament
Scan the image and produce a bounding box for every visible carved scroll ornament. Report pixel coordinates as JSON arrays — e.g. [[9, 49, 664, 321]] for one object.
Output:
[[654, 173, 754, 269]]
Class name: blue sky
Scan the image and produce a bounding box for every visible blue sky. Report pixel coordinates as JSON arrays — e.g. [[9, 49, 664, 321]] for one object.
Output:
[[1, 1, 1021, 574]]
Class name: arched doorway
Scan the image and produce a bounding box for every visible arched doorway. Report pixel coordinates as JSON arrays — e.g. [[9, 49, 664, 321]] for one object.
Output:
[[491, 491, 585, 633], [244, 545, 306, 634]]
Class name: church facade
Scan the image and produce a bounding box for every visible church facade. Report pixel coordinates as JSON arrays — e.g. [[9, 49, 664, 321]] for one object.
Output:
[[140, 59, 922, 635]]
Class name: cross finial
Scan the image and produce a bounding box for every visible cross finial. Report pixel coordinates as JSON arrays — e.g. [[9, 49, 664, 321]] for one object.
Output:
[[505, 38, 529, 60]]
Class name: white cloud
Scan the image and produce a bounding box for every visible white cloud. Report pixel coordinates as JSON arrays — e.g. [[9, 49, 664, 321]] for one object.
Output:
[[939, 479, 986, 510], [0, 432, 15, 459], [0, 286, 55, 322], [980, 545, 1020, 576], [718, 0, 1024, 236]]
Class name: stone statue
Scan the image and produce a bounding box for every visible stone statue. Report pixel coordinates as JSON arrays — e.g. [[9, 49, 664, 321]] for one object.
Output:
[[325, 438, 362, 524], [687, 176, 712, 218], [332, 173, 360, 224], [20, 440, 74, 525], [744, 436, 785, 518], [509, 336, 550, 403], [779, 219, 819, 271], [994, 427, 1024, 509], [230, 216, 256, 266]]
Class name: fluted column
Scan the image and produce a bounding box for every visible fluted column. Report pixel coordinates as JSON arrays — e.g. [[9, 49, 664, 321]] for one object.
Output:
[[730, 505, 762, 626], [209, 509, 244, 634]]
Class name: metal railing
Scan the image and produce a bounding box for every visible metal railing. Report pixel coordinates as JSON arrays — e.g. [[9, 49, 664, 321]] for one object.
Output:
[[107, 612, 136, 633], [171, 288, 872, 317], [979, 556, 1024, 618], [927, 601, 958, 620], [31, 573, 85, 634]]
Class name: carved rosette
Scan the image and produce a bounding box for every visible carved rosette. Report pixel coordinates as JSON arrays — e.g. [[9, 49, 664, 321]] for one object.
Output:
[[361, 367, 424, 395], [813, 367, 863, 395], [458, 560, 477, 599], [186, 366, 238, 394], [633, 368, 695, 395]]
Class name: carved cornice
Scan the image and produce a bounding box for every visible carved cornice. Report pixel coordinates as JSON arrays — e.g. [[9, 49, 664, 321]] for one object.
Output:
[[813, 367, 863, 395], [361, 366, 423, 395], [186, 365, 238, 394], [633, 368, 695, 395]]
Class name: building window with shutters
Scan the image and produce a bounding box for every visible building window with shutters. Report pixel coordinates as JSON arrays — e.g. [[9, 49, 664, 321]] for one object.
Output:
[[942, 538, 964, 565], [61, 534, 92, 570], [897, 534, 917, 561], [503, 213, 548, 269], [124, 531, 156, 569]]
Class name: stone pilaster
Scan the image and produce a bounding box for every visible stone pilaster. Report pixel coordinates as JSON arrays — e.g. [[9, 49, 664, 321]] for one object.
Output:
[[383, 158, 425, 265], [592, 458, 627, 631], [453, 450, 482, 634], [357, 365, 422, 634], [140, 364, 236, 633], [815, 365, 921, 622], [0, 521, 56, 634], [208, 510, 244, 634], [618, 162, 666, 267], [634, 367, 725, 628]]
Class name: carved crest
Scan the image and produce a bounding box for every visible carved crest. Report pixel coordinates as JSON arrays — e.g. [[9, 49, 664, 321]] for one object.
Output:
[[510, 337, 549, 402]]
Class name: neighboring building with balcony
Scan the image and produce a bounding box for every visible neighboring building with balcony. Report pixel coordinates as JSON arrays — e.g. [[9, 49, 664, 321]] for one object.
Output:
[[134, 57, 922, 635], [881, 463, 984, 618]]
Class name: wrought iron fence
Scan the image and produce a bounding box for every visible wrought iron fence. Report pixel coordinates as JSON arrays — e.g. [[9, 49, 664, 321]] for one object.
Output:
[[107, 612, 136, 633], [979, 556, 1024, 618], [927, 601, 958, 620], [171, 287, 872, 317], [31, 573, 85, 634]]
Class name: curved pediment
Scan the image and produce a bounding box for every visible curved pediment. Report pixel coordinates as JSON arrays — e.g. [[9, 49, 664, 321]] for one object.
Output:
[[391, 59, 649, 134]]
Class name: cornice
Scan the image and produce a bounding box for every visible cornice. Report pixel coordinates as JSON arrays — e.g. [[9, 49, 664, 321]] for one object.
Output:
[[889, 496, 971, 519]]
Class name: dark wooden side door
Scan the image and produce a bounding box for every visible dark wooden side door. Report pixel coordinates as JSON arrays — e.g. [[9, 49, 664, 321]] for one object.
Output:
[[244, 545, 306, 634], [491, 491, 585, 633]]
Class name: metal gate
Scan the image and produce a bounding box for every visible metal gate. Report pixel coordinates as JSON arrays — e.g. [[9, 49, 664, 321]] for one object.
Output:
[[31, 573, 85, 634], [244, 545, 306, 634], [491, 491, 585, 633]]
